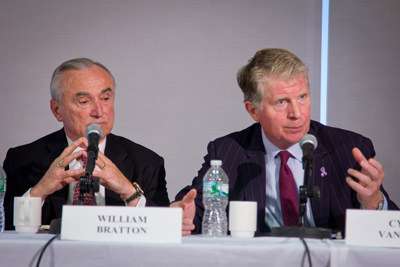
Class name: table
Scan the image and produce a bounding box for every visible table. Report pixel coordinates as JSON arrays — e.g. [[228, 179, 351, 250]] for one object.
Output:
[[0, 232, 399, 267]]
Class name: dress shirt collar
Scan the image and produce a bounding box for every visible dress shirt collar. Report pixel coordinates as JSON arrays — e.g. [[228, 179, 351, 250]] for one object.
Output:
[[260, 128, 302, 162], [65, 134, 106, 154]]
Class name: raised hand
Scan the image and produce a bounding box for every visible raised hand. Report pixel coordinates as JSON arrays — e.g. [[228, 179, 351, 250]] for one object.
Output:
[[92, 152, 140, 205], [170, 189, 197, 236], [31, 137, 87, 200], [346, 147, 384, 209]]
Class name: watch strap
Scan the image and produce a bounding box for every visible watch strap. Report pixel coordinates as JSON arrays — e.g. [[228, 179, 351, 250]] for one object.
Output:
[[124, 182, 144, 204]]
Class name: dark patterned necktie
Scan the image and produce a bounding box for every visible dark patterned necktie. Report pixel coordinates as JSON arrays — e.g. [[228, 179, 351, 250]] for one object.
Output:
[[72, 157, 96, 205], [72, 182, 96, 205], [278, 151, 299, 226]]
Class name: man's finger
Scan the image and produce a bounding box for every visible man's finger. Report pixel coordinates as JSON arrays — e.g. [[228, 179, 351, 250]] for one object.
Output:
[[352, 147, 367, 165], [369, 158, 384, 172], [182, 218, 194, 225], [95, 157, 108, 170], [182, 218, 195, 230], [97, 152, 111, 164], [347, 168, 371, 186], [59, 137, 87, 158], [359, 160, 380, 181], [182, 189, 197, 204], [182, 230, 192, 236], [182, 224, 195, 231], [60, 150, 85, 168], [169, 201, 181, 208], [64, 168, 85, 178], [346, 177, 374, 197], [63, 177, 79, 184]]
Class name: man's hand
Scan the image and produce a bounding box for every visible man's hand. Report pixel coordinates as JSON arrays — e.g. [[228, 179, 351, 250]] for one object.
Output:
[[31, 137, 87, 200], [170, 189, 197, 236], [92, 152, 140, 206], [346, 147, 384, 209]]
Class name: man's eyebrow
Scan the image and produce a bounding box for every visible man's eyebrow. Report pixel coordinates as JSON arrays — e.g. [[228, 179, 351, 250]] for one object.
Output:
[[101, 88, 113, 94], [275, 96, 290, 100], [74, 91, 90, 97], [73, 88, 112, 98]]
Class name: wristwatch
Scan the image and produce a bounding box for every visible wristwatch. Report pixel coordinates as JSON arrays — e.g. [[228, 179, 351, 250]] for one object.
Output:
[[124, 182, 144, 204]]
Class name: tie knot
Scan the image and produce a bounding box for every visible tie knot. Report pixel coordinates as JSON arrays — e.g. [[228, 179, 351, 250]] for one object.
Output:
[[279, 150, 292, 164]]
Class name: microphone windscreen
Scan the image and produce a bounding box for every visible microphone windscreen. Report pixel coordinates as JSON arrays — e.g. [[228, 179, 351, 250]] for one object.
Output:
[[86, 123, 103, 138], [300, 134, 318, 150]]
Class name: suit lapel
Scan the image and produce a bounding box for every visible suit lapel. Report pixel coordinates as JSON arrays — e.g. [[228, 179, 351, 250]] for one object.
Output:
[[245, 149, 268, 232], [309, 122, 330, 227], [45, 129, 68, 162], [241, 124, 269, 232]]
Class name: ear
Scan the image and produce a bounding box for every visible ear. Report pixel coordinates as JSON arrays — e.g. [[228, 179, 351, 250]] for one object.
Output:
[[244, 101, 260, 122], [50, 99, 63, 122]]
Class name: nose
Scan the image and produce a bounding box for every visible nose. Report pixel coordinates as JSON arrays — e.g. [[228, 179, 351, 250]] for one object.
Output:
[[90, 99, 104, 118], [287, 102, 301, 119]]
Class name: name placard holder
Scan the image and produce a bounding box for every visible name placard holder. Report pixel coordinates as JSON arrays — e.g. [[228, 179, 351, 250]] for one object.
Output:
[[346, 209, 400, 247], [61, 206, 182, 243]]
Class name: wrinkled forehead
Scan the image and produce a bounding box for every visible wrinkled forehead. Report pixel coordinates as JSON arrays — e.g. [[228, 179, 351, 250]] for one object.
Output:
[[259, 72, 309, 94], [59, 66, 115, 93]]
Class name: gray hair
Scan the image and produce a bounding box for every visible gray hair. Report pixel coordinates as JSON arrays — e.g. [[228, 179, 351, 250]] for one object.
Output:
[[50, 58, 115, 101], [237, 48, 308, 107]]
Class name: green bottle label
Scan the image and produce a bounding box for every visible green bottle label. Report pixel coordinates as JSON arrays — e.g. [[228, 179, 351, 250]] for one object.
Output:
[[204, 181, 228, 198], [0, 176, 5, 193]]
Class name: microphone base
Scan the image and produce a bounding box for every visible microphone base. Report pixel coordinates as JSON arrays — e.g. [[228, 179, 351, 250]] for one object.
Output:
[[270, 226, 331, 239]]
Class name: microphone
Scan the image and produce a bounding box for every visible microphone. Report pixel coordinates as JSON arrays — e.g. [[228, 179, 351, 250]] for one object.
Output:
[[77, 123, 102, 205], [85, 123, 103, 176], [299, 133, 320, 225], [300, 134, 318, 163], [270, 133, 330, 239]]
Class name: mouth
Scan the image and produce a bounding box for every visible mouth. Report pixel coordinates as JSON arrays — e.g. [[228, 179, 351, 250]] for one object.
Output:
[[284, 126, 304, 133], [89, 121, 105, 126]]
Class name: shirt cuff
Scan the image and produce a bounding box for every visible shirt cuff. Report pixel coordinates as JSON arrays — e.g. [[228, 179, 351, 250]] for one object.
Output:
[[137, 195, 146, 207], [22, 188, 31, 198], [125, 195, 146, 207], [381, 194, 388, 210], [360, 192, 388, 210], [23, 188, 45, 206]]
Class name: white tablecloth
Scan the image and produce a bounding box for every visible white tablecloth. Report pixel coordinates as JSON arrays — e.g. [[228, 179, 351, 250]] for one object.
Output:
[[0, 232, 399, 267]]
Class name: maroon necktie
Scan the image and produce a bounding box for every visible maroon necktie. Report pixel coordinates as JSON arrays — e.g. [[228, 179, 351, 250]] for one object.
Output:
[[278, 151, 299, 226]]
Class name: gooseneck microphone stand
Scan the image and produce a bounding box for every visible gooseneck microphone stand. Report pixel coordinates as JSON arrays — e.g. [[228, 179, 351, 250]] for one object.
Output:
[[270, 153, 331, 239]]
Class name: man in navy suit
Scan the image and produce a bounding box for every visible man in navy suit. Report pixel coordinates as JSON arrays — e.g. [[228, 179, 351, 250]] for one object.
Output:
[[3, 58, 170, 230], [174, 48, 398, 235]]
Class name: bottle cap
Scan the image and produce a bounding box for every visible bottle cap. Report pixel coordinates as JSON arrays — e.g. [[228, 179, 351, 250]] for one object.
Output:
[[210, 160, 222, 166]]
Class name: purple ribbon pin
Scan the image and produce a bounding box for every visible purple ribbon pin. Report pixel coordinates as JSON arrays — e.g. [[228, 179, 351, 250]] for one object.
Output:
[[320, 166, 327, 177]]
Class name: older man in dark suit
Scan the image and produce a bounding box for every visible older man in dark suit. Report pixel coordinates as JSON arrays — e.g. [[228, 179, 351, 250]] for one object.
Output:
[[3, 58, 170, 230], [175, 48, 398, 236]]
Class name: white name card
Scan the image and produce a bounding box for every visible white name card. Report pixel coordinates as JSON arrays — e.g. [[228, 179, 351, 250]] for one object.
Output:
[[346, 209, 400, 247], [61, 206, 182, 243]]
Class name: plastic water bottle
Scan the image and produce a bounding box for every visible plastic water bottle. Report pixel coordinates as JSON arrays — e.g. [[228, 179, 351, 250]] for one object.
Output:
[[0, 165, 6, 232], [202, 160, 229, 236]]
